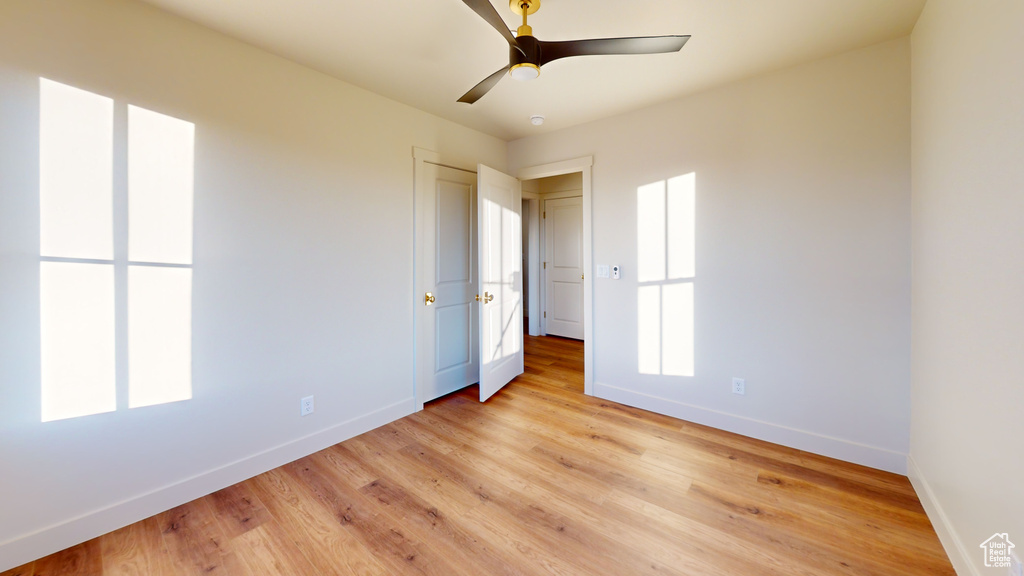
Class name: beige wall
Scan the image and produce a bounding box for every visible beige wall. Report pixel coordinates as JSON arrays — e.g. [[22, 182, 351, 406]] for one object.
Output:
[[509, 38, 913, 473], [8, 0, 1020, 572], [909, 1, 1024, 574], [0, 0, 505, 568], [538, 173, 583, 194]]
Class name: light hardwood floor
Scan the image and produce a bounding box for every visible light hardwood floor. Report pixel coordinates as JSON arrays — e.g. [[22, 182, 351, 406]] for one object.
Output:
[[4, 335, 954, 575]]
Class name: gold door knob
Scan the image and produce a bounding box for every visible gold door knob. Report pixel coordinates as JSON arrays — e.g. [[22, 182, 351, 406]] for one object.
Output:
[[484, 291, 494, 303], [424, 292, 435, 305]]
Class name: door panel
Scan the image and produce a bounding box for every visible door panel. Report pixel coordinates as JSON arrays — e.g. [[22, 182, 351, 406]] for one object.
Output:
[[417, 163, 479, 404], [552, 204, 581, 268], [437, 182, 471, 284], [435, 303, 471, 371], [552, 281, 582, 323], [545, 196, 584, 339], [478, 164, 523, 402]]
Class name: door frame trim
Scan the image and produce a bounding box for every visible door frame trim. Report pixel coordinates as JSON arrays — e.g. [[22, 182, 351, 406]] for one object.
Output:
[[516, 156, 594, 396], [521, 190, 541, 337], [541, 194, 585, 340], [412, 147, 478, 411]]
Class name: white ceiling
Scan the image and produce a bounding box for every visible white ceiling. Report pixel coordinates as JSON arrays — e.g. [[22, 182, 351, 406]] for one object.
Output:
[[137, 0, 926, 141]]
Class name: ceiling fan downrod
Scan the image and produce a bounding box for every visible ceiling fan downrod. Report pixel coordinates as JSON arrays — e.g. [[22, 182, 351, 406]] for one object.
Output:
[[515, 0, 534, 37]]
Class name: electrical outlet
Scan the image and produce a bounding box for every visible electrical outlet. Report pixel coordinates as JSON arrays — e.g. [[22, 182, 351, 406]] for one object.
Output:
[[300, 395, 314, 416], [732, 378, 745, 395]]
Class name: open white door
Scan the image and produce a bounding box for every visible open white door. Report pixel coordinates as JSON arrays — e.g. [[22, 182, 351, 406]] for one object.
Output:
[[477, 164, 523, 401]]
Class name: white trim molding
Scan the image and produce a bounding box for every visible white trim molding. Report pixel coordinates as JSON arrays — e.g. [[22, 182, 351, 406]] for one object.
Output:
[[594, 381, 908, 474], [907, 455, 978, 576], [412, 146, 477, 173], [0, 398, 415, 572]]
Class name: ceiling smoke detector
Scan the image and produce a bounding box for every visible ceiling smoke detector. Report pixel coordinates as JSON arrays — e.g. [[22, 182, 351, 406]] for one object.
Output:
[[530, 115, 545, 126]]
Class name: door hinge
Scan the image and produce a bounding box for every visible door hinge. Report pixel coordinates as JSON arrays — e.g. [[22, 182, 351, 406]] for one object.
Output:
[[544, 311, 546, 318], [543, 262, 546, 269], [543, 211, 546, 219]]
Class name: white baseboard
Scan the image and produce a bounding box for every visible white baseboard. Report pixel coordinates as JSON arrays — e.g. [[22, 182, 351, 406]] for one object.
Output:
[[0, 397, 415, 572], [907, 455, 977, 576], [593, 382, 907, 474]]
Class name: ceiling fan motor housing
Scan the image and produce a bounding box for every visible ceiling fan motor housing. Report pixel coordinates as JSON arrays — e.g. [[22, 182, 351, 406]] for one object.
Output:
[[510, 34, 541, 68]]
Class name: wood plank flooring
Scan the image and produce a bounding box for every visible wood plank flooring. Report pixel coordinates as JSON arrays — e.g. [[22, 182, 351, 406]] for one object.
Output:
[[5, 335, 954, 575]]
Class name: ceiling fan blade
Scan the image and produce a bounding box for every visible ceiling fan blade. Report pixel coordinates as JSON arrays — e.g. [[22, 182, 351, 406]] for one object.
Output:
[[461, 0, 525, 57], [539, 35, 690, 67], [458, 65, 511, 104]]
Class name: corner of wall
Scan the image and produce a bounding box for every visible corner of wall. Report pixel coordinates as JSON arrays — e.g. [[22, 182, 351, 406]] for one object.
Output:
[[906, 455, 979, 576]]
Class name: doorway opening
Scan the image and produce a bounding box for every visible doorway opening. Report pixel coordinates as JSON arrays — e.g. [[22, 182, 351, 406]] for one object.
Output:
[[413, 149, 527, 410], [412, 150, 592, 409], [522, 173, 583, 340], [517, 157, 594, 396]]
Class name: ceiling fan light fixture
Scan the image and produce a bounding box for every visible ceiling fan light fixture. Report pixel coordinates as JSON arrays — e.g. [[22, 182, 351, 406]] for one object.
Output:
[[510, 62, 540, 81]]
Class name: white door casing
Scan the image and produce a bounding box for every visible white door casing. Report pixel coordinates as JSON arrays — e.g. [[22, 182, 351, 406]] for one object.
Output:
[[415, 155, 479, 408], [544, 196, 584, 339], [521, 192, 541, 337], [516, 156, 594, 396], [477, 164, 523, 402]]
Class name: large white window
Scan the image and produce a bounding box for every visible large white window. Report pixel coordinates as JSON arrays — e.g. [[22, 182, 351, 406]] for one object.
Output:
[[39, 79, 117, 422], [637, 173, 696, 377], [39, 79, 194, 422], [127, 104, 195, 408], [40, 79, 114, 260], [128, 105, 195, 265], [128, 266, 193, 408], [40, 261, 116, 422]]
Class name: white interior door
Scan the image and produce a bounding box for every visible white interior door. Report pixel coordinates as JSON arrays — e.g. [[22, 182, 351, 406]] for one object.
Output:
[[416, 162, 479, 404], [477, 164, 523, 402], [544, 196, 584, 339]]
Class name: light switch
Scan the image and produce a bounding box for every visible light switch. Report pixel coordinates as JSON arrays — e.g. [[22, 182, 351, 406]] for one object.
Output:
[[597, 265, 610, 278]]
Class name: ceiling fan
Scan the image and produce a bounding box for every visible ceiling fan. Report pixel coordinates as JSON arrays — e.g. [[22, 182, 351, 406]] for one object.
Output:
[[458, 0, 690, 104]]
